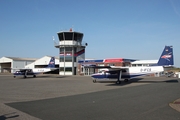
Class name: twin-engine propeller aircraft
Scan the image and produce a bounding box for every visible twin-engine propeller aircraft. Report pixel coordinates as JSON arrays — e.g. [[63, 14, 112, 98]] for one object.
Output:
[[13, 57, 57, 78], [90, 46, 174, 84]]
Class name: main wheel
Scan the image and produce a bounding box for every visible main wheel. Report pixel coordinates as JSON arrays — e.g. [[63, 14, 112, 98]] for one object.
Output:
[[24, 75, 27, 78], [116, 81, 121, 84], [33, 75, 36, 78], [124, 79, 129, 82], [93, 79, 96, 83]]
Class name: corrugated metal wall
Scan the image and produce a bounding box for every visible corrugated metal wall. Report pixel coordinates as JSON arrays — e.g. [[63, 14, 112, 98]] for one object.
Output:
[[12, 61, 34, 73]]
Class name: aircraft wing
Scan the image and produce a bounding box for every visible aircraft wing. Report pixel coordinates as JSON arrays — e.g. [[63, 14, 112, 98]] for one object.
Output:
[[84, 65, 129, 71], [110, 66, 129, 69], [19, 68, 32, 71], [84, 66, 111, 69], [107, 66, 129, 71], [11, 68, 32, 70]]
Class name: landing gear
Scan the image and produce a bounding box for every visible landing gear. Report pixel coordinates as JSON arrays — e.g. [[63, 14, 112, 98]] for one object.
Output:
[[24, 70, 27, 78], [124, 79, 129, 82], [14, 76, 16, 78], [116, 70, 122, 84], [116, 81, 121, 84], [33, 75, 36, 78], [93, 79, 96, 83]]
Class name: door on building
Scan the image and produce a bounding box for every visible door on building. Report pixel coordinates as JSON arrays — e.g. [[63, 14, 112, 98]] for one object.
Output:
[[84, 67, 95, 76]]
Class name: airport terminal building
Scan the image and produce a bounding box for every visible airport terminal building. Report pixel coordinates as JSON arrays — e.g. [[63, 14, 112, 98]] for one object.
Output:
[[0, 55, 158, 76], [78, 59, 158, 76], [0, 29, 159, 76]]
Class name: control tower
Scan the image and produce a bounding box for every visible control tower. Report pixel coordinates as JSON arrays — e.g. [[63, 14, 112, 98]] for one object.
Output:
[[55, 28, 87, 75]]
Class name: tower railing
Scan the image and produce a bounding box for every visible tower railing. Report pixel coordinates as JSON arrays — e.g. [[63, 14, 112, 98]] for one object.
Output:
[[54, 41, 87, 48]]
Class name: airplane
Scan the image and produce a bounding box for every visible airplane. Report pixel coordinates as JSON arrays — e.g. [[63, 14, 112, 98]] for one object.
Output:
[[90, 46, 174, 84], [13, 57, 57, 78]]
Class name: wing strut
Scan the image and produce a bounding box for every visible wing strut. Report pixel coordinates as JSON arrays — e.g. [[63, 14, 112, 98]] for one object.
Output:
[[116, 70, 122, 84]]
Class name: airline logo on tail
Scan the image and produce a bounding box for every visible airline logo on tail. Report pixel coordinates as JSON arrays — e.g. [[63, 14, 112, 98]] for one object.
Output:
[[161, 53, 172, 61], [157, 46, 174, 66], [161, 55, 171, 59]]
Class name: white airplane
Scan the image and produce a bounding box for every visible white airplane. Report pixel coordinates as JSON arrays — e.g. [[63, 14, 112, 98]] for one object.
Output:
[[90, 46, 174, 84], [13, 57, 57, 78]]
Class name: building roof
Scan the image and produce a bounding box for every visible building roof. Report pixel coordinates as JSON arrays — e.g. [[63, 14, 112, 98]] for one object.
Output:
[[131, 60, 158, 64], [5, 57, 37, 61]]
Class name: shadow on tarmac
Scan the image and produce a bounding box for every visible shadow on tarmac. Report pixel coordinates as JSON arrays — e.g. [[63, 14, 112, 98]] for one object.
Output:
[[0, 112, 19, 120], [14, 75, 72, 79], [105, 78, 179, 86]]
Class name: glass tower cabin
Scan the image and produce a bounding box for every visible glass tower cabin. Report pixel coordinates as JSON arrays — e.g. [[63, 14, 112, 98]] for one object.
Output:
[[55, 29, 87, 75]]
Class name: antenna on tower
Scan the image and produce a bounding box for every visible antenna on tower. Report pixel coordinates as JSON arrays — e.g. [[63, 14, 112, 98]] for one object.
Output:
[[52, 36, 55, 41], [72, 25, 74, 31], [52, 36, 58, 46]]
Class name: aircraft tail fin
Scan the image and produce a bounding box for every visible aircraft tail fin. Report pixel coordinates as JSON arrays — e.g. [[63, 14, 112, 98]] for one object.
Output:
[[47, 57, 55, 68], [157, 46, 174, 66]]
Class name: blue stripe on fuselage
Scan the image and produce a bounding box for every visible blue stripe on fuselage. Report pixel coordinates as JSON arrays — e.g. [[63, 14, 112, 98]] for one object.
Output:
[[91, 74, 146, 79]]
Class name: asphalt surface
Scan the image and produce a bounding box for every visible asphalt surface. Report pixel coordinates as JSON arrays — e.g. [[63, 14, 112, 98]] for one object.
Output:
[[0, 74, 180, 120]]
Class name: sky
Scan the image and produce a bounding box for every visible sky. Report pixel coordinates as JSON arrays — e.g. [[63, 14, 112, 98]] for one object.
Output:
[[0, 0, 180, 67]]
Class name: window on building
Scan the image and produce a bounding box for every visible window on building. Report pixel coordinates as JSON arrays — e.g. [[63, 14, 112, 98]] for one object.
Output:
[[64, 33, 73, 40], [74, 33, 83, 41], [60, 48, 64, 52], [60, 57, 64, 62], [58, 33, 64, 41], [74, 57, 76, 62], [60, 67, 64, 72], [60, 67, 72, 72], [65, 67, 72, 72], [143, 64, 148, 66], [81, 66, 84, 73], [60, 56, 76, 62], [65, 47, 72, 51], [107, 64, 114, 66], [64, 57, 72, 62], [132, 64, 136, 67], [97, 64, 104, 66], [137, 64, 142, 67]]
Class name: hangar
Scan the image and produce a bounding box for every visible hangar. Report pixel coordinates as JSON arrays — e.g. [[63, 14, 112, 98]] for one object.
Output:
[[25, 56, 59, 69], [0, 56, 59, 74], [0, 57, 37, 73], [25, 56, 59, 74]]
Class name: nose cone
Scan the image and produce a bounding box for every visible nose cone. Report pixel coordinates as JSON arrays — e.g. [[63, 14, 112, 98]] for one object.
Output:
[[91, 73, 104, 79], [91, 74, 96, 78]]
